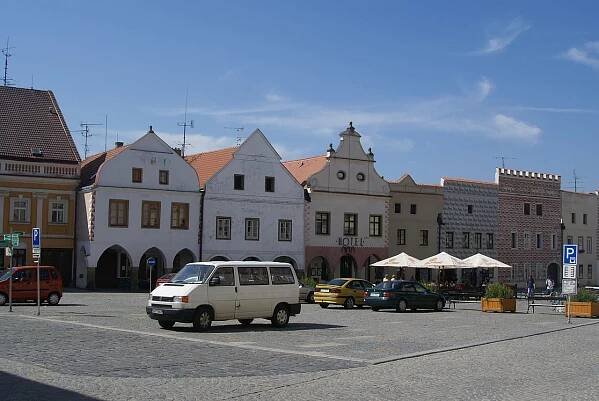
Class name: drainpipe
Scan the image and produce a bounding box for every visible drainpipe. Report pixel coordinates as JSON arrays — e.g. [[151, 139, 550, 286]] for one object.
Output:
[[72, 190, 78, 288], [198, 188, 205, 261]]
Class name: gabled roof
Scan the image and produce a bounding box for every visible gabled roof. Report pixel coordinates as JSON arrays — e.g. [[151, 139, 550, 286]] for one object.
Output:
[[282, 155, 328, 185], [0, 86, 80, 163], [80, 145, 128, 187], [185, 147, 238, 188]]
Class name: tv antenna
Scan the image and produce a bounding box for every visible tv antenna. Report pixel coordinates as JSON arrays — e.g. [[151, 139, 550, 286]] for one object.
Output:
[[225, 127, 244, 146], [2, 37, 15, 86], [495, 156, 516, 169], [177, 89, 193, 157], [566, 169, 585, 193], [73, 122, 103, 158]]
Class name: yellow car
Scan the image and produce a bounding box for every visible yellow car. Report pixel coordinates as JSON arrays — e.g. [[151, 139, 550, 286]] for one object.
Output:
[[314, 278, 374, 309]]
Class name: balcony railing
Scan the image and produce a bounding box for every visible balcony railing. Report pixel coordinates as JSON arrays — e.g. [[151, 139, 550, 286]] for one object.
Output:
[[1, 159, 80, 178]]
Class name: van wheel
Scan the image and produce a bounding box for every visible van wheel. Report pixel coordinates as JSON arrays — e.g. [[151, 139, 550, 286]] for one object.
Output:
[[319, 303, 329, 309], [343, 297, 355, 309], [0, 293, 7, 306], [158, 320, 175, 329], [271, 304, 290, 328], [193, 307, 213, 331], [47, 293, 61, 306], [238, 319, 253, 326]]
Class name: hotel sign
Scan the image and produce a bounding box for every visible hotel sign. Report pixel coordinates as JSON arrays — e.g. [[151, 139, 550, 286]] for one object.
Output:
[[338, 237, 365, 254]]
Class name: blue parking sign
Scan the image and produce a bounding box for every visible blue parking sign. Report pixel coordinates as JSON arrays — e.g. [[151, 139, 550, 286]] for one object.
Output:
[[563, 244, 577, 265], [32, 228, 41, 248], [147, 257, 156, 268]]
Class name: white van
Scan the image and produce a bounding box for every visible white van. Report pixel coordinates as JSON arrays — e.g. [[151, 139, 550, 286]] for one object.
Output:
[[146, 261, 301, 330]]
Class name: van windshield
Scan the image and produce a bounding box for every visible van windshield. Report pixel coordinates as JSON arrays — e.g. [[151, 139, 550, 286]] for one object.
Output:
[[171, 264, 214, 284]]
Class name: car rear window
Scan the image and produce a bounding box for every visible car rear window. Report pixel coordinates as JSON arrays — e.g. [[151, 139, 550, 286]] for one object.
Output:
[[327, 279, 349, 286], [270, 267, 295, 285], [238, 267, 269, 285]]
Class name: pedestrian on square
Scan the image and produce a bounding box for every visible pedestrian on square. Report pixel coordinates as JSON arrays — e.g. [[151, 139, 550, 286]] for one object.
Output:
[[527, 274, 535, 298], [546, 276, 554, 295], [383, 274, 390, 282]]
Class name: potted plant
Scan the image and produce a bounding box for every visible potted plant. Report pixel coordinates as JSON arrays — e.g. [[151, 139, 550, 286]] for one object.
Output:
[[481, 283, 516, 313], [565, 289, 599, 318]]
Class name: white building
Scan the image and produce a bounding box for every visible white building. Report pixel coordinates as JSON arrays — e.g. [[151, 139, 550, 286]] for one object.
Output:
[[76, 128, 201, 290], [284, 123, 390, 283], [185, 129, 305, 270]]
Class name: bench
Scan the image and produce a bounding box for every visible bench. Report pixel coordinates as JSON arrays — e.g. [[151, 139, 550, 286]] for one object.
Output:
[[526, 296, 566, 314], [447, 299, 480, 309]]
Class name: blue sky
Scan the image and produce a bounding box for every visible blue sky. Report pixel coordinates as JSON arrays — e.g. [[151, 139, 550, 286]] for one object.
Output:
[[3, 1, 599, 190]]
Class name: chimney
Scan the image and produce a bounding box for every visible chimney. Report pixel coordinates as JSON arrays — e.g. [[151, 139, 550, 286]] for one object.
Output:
[[115, 141, 124, 148], [173, 147, 182, 156]]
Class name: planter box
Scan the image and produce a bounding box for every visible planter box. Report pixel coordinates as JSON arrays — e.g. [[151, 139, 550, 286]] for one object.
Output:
[[565, 302, 599, 318], [481, 298, 516, 313]]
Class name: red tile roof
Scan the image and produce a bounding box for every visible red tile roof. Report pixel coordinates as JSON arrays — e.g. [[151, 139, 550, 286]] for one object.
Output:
[[185, 147, 238, 188], [282, 155, 328, 185], [0, 86, 80, 163], [80, 145, 128, 187]]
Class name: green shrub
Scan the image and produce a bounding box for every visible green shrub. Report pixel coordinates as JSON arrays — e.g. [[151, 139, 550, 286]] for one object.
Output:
[[419, 282, 435, 292], [570, 288, 598, 303], [484, 283, 513, 299], [300, 276, 317, 288]]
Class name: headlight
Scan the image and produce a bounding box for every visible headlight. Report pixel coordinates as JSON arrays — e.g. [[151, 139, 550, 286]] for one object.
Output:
[[173, 296, 189, 303]]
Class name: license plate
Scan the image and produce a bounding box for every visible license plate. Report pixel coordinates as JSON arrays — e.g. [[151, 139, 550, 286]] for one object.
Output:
[[370, 292, 380, 297], [320, 289, 329, 293], [153, 309, 163, 314]]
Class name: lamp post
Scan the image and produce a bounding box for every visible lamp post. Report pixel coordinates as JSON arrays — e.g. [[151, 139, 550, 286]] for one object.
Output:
[[436, 213, 444, 283], [560, 218, 566, 283]]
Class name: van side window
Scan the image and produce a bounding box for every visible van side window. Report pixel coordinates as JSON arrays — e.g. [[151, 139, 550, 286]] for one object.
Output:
[[214, 267, 235, 286], [270, 267, 295, 285], [238, 267, 269, 285]]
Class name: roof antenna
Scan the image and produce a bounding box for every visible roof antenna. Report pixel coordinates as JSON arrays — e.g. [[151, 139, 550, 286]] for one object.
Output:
[[225, 126, 244, 146], [495, 155, 516, 169], [73, 122, 103, 158], [177, 89, 193, 157], [2, 37, 15, 86], [104, 114, 108, 152]]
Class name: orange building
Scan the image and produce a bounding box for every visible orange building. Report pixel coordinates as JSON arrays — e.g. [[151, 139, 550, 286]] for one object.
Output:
[[0, 86, 81, 285]]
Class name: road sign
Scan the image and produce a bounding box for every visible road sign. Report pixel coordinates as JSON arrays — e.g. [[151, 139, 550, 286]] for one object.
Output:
[[563, 244, 578, 265], [5, 247, 12, 257], [32, 248, 41, 255], [563, 278, 577, 295], [0, 240, 10, 248], [147, 257, 156, 268], [563, 264, 576, 280], [11, 233, 19, 246], [32, 228, 41, 248]]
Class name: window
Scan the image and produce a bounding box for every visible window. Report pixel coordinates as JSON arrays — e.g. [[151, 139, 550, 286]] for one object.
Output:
[[588, 265, 593, 280], [170, 203, 189, 229], [475, 233, 482, 249], [344, 213, 358, 236], [10, 198, 30, 223], [278, 219, 292, 241], [394, 203, 401, 213], [141, 201, 161, 228], [583, 214, 588, 225], [245, 218, 260, 240], [463, 232, 470, 249], [579, 264, 584, 279], [524, 232, 530, 249], [420, 230, 429, 246], [536, 233, 542, 249], [578, 236, 584, 251], [369, 215, 382, 237], [234, 174, 245, 190], [524, 203, 530, 215], [238, 267, 269, 285], [551, 234, 557, 250], [315, 212, 330, 235], [356, 172, 365, 181], [270, 267, 295, 285], [467, 205, 473, 214], [397, 229, 406, 245], [214, 267, 235, 286], [49, 200, 67, 224], [410, 204, 417, 214], [159, 170, 169, 185], [567, 236, 573, 245], [446, 232, 454, 248], [216, 217, 231, 240], [487, 233, 494, 249], [536, 204, 542, 216], [587, 237, 593, 254], [511, 232, 517, 249], [108, 199, 128, 227], [132, 168, 143, 183], [571, 213, 576, 224], [265, 176, 275, 192]]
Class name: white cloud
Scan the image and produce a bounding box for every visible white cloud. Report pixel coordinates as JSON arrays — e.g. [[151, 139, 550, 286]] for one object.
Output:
[[511, 106, 599, 114], [562, 41, 599, 70], [479, 17, 531, 54], [476, 77, 493, 101], [492, 114, 541, 142]]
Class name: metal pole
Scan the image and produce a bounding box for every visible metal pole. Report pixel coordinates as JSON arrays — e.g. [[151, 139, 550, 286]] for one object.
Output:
[[8, 246, 13, 312], [149, 261, 152, 295], [36, 256, 40, 316], [567, 294, 571, 324]]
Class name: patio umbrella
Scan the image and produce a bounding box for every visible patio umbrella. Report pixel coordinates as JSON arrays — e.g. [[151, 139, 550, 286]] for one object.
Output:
[[370, 252, 421, 280], [462, 253, 511, 269], [418, 252, 468, 288]]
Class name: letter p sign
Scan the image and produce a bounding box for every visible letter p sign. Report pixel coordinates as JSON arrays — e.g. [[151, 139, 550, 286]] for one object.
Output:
[[563, 244, 577, 265]]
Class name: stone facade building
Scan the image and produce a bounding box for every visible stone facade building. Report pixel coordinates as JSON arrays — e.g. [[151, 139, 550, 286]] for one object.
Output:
[[0, 86, 81, 285], [284, 123, 390, 283], [496, 168, 561, 287], [440, 177, 498, 285], [561, 190, 598, 286], [388, 175, 443, 280]]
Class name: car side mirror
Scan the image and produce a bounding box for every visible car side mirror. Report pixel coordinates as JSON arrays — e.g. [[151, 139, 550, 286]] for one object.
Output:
[[209, 276, 221, 286]]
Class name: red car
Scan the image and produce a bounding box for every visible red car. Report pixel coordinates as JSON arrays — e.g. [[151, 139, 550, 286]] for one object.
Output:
[[0, 266, 63, 306], [155, 273, 176, 286]]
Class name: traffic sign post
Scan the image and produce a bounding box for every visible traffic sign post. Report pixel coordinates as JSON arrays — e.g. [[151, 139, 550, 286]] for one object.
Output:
[[147, 257, 156, 294], [563, 245, 578, 324], [1, 231, 22, 313], [32, 228, 41, 316]]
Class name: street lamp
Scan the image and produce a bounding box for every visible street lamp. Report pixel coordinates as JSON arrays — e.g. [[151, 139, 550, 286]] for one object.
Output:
[[560, 218, 566, 283], [436, 213, 444, 282]]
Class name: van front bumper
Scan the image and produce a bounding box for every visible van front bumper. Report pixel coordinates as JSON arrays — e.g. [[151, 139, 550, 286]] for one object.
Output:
[[146, 306, 195, 323]]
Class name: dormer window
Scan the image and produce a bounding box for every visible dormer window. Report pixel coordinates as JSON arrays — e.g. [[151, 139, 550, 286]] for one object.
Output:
[[31, 148, 43, 157]]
